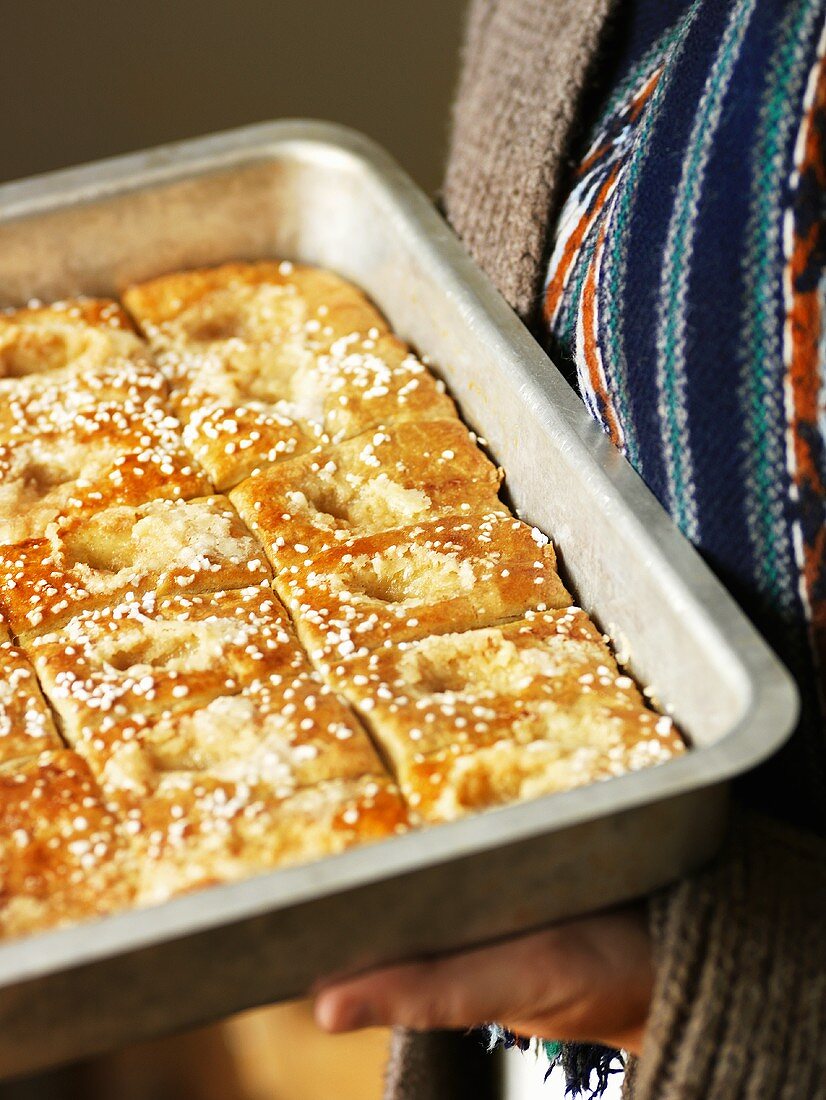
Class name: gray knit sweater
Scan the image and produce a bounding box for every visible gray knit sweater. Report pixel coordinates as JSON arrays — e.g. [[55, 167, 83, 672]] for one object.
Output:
[[385, 2, 826, 1097]]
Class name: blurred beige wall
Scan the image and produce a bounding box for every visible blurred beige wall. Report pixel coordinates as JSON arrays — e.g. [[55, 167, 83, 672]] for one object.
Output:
[[1, 1, 466, 193]]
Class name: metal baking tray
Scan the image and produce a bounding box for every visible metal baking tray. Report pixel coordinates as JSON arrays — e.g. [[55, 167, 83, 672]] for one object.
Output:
[[0, 121, 798, 1078]]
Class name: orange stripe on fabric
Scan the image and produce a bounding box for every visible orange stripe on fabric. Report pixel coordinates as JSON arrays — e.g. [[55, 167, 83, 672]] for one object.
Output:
[[580, 223, 624, 448], [544, 163, 621, 329], [576, 67, 663, 177], [786, 41, 826, 674]]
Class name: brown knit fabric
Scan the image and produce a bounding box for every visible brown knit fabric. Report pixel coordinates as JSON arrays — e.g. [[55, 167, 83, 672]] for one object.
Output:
[[443, 0, 618, 320], [628, 812, 826, 1100], [387, 2, 826, 1098]]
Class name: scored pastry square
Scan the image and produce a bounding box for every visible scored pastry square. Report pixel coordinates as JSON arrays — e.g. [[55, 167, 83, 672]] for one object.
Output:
[[332, 608, 685, 822], [0, 297, 145, 372], [0, 750, 132, 938], [279, 512, 570, 663], [66, 670, 386, 798], [0, 299, 167, 442], [121, 261, 390, 373], [0, 620, 63, 766], [230, 419, 505, 571], [115, 772, 411, 906], [28, 586, 297, 759], [122, 261, 388, 484], [0, 404, 211, 544], [0, 496, 271, 637], [124, 262, 455, 480]]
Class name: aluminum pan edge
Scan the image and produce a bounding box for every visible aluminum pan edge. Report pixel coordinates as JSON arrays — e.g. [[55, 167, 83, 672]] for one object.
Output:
[[0, 121, 799, 987]]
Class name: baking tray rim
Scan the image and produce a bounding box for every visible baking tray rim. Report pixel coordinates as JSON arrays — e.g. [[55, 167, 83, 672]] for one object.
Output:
[[0, 119, 799, 987]]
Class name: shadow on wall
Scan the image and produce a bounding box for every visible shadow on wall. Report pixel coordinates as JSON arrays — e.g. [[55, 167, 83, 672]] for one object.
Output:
[[0, 0, 466, 192]]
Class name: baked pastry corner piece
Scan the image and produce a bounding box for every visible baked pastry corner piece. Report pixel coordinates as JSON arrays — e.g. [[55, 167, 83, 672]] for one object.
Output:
[[115, 773, 411, 906], [0, 299, 167, 439], [27, 586, 296, 772], [279, 512, 570, 664], [0, 496, 271, 637], [123, 262, 456, 482], [0, 619, 63, 766], [331, 608, 685, 822], [0, 750, 132, 938], [0, 405, 211, 545], [0, 298, 210, 542], [230, 419, 505, 572], [122, 261, 389, 486]]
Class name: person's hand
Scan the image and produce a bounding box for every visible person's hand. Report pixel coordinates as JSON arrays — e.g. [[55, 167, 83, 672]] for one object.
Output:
[[313, 904, 653, 1056]]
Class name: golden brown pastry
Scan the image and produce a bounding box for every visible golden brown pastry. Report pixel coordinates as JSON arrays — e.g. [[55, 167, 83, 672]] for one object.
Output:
[[123, 262, 388, 483], [330, 608, 685, 822], [92, 673, 387, 793], [114, 772, 410, 905], [0, 266, 685, 942], [0, 750, 132, 937], [230, 419, 505, 572], [0, 407, 210, 545], [0, 299, 167, 436], [120, 262, 390, 362], [28, 586, 295, 762], [314, 331, 457, 442], [0, 497, 271, 637], [0, 299, 209, 543], [28, 586, 387, 798], [277, 513, 570, 663], [123, 262, 455, 487], [180, 404, 320, 493]]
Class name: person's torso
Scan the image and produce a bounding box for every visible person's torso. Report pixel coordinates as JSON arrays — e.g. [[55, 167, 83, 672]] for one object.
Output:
[[544, 0, 826, 832]]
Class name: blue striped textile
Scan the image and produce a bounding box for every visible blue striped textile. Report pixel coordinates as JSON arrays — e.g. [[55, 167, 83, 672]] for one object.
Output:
[[544, 0, 826, 832]]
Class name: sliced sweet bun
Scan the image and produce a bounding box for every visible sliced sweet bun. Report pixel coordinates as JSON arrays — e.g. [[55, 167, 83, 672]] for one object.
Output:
[[0, 496, 271, 637], [315, 332, 457, 442], [69, 670, 386, 799], [121, 262, 387, 419], [331, 608, 684, 822], [0, 405, 211, 545], [121, 261, 389, 348], [181, 403, 321, 491], [230, 418, 505, 571], [114, 773, 411, 906], [0, 299, 165, 421], [28, 586, 296, 750], [278, 512, 570, 662], [123, 263, 455, 473]]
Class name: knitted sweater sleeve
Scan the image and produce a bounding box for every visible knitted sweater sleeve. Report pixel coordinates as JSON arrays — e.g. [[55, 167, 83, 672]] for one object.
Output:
[[443, 0, 618, 318], [626, 810, 826, 1100]]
